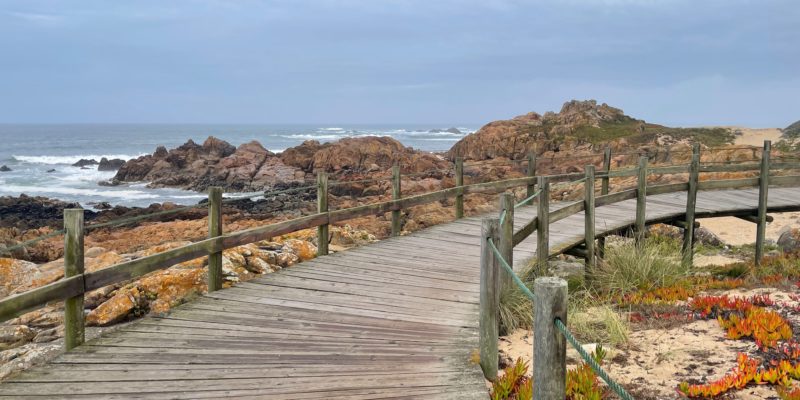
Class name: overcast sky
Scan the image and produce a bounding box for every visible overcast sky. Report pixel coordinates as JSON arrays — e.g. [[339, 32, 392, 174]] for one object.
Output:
[[0, 0, 797, 127]]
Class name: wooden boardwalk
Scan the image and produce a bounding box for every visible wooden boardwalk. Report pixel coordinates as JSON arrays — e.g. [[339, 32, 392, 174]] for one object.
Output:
[[2, 187, 800, 399]]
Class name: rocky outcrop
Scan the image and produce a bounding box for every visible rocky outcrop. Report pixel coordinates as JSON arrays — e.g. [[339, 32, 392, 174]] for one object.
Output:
[[281, 136, 449, 174], [0, 195, 94, 231], [778, 227, 800, 253], [0, 166, 10, 172], [97, 158, 125, 171], [114, 136, 449, 191], [113, 137, 305, 191], [447, 99, 735, 161]]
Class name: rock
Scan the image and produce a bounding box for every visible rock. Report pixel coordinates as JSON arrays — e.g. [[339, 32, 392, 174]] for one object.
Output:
[[548, 258, 584, 279], [97, 178, 121, 186], [0, 165, 11, 172], [282, 137, 449, 174], [45, 169, 55, 173], [282, 239, 317, 261], [695, 227, 725, 247], [86, 287, 144, 326], [0, 195, 93, 231], [778, 228, 800, 253], [32, 326, 63, 343], [71, 159, 98, 167], [276, 252, 299, 268], [97, 158, 125, 171], [0, 325, 35, 350]]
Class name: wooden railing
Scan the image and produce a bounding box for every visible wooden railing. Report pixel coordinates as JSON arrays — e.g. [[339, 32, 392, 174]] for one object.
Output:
[[2, 141, 799, 354], [477, 140, 800, 387]]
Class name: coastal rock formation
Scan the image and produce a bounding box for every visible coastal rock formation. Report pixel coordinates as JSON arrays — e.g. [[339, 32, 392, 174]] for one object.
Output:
[[447, 99, 735, 161], [281, 136, 449, 174], [71, 159, 98, 167], [0, 195, 94, 230], [113, 136, 449, 191], [0, 166, 10, 172], [114, 137, 305, 191], [97, 158, 125, 171]]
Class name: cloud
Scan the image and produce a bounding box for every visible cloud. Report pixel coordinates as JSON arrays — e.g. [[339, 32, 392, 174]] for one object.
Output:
[[7, 11, 63, 24]]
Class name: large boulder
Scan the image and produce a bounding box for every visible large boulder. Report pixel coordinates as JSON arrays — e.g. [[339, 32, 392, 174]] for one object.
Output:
[[778, 227, 800, 253]]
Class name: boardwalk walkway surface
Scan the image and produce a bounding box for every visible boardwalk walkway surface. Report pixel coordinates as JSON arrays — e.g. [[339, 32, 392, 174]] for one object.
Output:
[[2, 187, 800, 399]]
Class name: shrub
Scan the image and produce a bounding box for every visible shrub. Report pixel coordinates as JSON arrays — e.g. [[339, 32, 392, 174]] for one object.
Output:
[[591, 237, 687, 294]]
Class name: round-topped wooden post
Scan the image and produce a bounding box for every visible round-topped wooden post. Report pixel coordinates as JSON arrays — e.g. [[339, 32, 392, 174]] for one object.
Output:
[[534, 277, 567, 400], [755, 140, 771, 266]]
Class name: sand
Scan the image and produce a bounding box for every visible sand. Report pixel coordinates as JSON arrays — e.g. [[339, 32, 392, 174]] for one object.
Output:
[[728, 126, 783, 147], [499, 287, 799, 399], [700, 211, 800, 247]]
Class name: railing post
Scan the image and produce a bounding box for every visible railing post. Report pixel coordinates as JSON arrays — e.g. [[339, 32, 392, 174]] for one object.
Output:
[[499, 193, 514, 291], [479, 218, 500, 380], [391, 164, 402, 236], [682, 147, 700, 267], [526, 151, 537, 205], [455, 157, 464, 219], [63, 208, 85, 351], [584, 165, 596, 279], [534, 277, 567, 400], [635, 156, 648, 245], [317, 172, 329, 256], [207, 187, 223, 292], [598, 147, 612, 257], [601, 147, 612, 196], [755, 140, 771, 266], [536, 176, 550, 276]]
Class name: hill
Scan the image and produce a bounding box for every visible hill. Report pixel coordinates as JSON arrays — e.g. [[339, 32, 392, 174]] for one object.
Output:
[[447, 100, 735, 161]]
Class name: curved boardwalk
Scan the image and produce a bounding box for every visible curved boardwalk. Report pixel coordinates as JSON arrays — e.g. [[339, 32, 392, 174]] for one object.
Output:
[[2, 187, 800, 399]]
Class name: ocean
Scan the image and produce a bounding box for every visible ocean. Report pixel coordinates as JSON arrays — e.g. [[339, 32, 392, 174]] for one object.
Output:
[[0, 124, 475, 208]]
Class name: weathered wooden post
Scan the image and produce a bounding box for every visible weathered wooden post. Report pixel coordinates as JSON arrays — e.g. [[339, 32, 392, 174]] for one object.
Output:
[[584, 165, 596, 279], [536, 176, 550, 276], [207, 187, 223, 292], [682, 147, 700, 267], [391, 164, 402, 237], [479, 218, 500, 380], [499, 193, 515, 290], [455, 157, 464, 219], [63, 208, 85, 350], [755, 140, 771, 266], [534, 277, 567, 400], [601, 147, 612, 195], [526, 151, 537, 205], [635, 156, 648, 245], [317, 172, 329, 256], [598, 148, 612, 257]]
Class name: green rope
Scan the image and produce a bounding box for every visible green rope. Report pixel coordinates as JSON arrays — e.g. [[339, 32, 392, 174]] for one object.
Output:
[[486, 237, 535, 302], [554, 318, 635, 400], [0, 229, 65, 255], [499, 209, 507, 225], [514, 190, 541, 209]]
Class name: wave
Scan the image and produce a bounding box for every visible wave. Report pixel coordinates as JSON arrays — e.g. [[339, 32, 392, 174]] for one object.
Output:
[[1, 184, 160, 200], [12, 154, 145, 165], [319, 127, 345, 131]]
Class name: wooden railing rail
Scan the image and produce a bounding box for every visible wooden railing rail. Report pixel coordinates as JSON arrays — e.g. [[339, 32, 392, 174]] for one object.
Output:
[[4, 140, 800, 351]]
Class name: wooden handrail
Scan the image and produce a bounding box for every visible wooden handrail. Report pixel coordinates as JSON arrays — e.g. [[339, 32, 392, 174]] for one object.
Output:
[[4, 143, 800, 328]]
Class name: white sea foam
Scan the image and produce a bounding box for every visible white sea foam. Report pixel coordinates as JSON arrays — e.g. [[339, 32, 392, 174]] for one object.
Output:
[[1, 184, 159, 200], [319, 127, 344, 131], [13, 154, 145, 165]]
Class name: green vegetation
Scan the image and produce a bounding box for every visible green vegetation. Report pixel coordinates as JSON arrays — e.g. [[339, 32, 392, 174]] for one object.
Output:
[[571, 120, 735, 147], [498, 284, 534, 335], [592, 237, 688, 295]]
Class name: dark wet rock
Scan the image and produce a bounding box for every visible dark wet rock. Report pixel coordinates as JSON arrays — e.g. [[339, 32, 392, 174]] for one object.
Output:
[[97, 158, 125, 171], [0, 165, 11, 172], [72, 159, 98, 167]]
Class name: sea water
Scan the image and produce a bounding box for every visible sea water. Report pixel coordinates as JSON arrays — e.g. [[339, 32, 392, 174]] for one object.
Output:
[[0, 124, 474, 208]]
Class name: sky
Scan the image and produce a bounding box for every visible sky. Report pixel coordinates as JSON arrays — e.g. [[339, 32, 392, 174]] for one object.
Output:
[[0, 0, 797, 127]]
